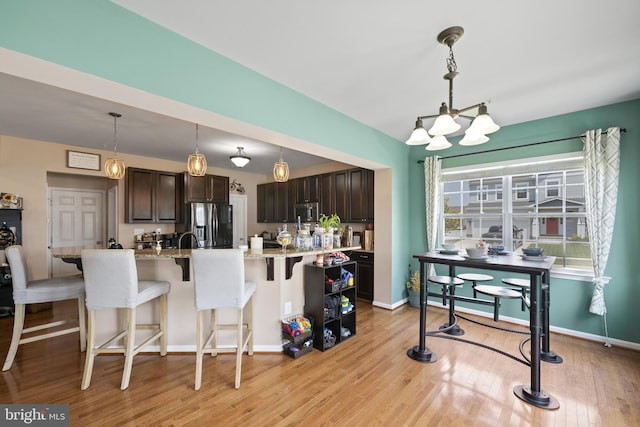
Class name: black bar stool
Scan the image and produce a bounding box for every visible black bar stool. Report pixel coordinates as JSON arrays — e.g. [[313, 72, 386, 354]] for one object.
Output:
[[428, 275, 464, 335], [502, 277, 531, 310], [473, 285, 523, 322], [456, 273, 493, 297]]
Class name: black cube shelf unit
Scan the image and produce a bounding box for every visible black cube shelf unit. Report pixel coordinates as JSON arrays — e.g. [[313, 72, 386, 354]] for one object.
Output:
[[304, 261, 357, 351]]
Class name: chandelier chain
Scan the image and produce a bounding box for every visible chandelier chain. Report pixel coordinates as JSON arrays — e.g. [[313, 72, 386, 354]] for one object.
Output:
[[112, 114, 119, 156], [195, 123, 200, 153], [446, 46, 457, 74]]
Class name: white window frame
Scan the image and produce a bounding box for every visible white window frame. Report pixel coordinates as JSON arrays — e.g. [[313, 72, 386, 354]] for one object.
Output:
[[440, 153, 593, 282]]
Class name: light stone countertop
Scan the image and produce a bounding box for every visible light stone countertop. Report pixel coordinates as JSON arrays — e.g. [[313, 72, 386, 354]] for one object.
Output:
[[52, 246, 362, 260]]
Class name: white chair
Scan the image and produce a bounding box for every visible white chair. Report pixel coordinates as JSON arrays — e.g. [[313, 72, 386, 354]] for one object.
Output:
[[191, 249, 256, 390], [3, 245, 86, 371], [80, 249, 170, 390]]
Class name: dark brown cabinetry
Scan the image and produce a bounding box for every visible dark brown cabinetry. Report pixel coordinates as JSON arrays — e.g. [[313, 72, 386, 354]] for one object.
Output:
[[319, 173, 334, 216], [256, 182, 289, 223], [333, 170, 349, 220], [348, 168, 374, 222], [125, 168, 181, 223], [351, 251, 374, 301], [295, 176, 320, 203], [183, 173, 229, 203], [256, 168, 373, 223], [304, 261, 357, 351]]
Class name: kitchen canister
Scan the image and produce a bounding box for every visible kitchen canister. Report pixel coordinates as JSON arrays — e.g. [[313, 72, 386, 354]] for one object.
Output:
[[250, 235, 263, 253]]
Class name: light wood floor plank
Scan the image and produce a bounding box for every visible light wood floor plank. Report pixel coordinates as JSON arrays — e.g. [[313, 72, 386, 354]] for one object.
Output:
[[1, 299, 638, 426]]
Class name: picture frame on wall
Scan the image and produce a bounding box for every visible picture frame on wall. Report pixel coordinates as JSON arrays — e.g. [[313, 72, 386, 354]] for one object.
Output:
[[67, 150, 101, 171]]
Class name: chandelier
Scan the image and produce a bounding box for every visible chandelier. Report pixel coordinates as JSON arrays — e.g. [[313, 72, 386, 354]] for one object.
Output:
[[405, 26, 499, 151], [104, 112, 125, 179], [187, 123, 207, 176], [230, 147, 251, 167]]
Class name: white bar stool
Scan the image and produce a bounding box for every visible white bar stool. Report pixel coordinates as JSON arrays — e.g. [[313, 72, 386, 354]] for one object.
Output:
[[191, 249, 256, 390], [3, 245, 86, 371], [80, 249, 170, 390]]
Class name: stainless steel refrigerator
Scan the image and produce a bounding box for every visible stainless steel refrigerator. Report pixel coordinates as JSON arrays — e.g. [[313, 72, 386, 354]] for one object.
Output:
[[177, 202, 233, 248]]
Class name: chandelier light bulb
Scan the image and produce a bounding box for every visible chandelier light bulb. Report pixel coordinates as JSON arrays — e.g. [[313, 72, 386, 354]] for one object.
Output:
[[405, 119, 432, 145], [407, 27, 499, 150], [426, 135, 452, 151]]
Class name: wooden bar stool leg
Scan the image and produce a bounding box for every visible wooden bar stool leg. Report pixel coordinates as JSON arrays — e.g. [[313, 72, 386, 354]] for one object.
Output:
[[121, 308, 137, 390]]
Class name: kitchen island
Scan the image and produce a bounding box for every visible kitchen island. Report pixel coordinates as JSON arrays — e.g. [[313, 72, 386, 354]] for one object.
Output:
[[51, 245, 361, 352]]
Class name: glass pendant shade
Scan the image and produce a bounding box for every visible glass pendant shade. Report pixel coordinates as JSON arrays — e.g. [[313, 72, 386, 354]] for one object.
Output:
[[187, 152, 207, 176], [187, 124, 207, 176], [405, 119, 432, 145], [429, 111, 461, 136], [426, 135, 452, 151], [273, 148, 289, 182], [105, 112, 125, 180], [230, 147, 251, 167], [459, 131, 490, 146], [466, 113, 500, 135], [105, 157, 126, 179]]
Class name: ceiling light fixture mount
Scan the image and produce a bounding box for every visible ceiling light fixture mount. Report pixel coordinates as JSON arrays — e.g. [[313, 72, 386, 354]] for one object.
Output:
[[104, 112, 125, 180], [187, 123, 207, 176], [230, 147, 251, 168], [406, 26, 500, 150]]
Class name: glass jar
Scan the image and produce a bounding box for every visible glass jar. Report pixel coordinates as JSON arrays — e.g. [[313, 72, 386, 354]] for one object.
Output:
[[276, 225, 292, 253]]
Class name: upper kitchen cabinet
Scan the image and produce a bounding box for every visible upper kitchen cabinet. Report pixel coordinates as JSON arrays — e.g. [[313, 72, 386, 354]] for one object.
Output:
[[319, 173, 334, 216], [257, 182, 289, 223], [333, 170, 349, 220], [295, 175, 320, 203], [348, 168, 374, 223], [126, 168, 181, 224], [184, 173, 229, 204]]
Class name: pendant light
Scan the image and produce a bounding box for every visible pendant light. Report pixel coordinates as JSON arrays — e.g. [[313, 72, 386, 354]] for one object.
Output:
[[104, 112, 125, 180], [187, 123, 207, 176], [273, 147, 289, 182], [230, 147, 251, 167], [405, 26, 500, 150]]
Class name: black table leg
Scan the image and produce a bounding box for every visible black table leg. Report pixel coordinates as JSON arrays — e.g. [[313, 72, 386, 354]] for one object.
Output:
[[439, 264, 464, 335], [540, 271, 563, 363], [407, 260, 437, 363], [514, 273, 559, 409]]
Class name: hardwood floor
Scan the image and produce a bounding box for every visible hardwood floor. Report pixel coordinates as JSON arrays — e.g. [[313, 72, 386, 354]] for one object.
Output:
[[1, 299, 638, 426]]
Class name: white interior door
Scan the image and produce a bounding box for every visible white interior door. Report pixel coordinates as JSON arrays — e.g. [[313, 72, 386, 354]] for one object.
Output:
[[229, 194, 247, 248], [49, 188, 105, 276]]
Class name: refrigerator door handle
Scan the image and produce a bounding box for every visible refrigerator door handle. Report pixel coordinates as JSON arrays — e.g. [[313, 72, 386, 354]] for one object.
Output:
[[213, 204, 218, 246]]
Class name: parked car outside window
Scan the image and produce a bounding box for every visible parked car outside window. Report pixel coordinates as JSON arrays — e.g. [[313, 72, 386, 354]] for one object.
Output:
[[481, 225, 523, 240]]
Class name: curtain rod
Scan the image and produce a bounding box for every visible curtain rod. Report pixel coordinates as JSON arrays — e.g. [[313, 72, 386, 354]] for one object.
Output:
[[416, 128, 627, 163]]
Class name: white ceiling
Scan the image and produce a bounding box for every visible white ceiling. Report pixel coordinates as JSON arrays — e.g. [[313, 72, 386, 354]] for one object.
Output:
[[1, 0, 639, 175]]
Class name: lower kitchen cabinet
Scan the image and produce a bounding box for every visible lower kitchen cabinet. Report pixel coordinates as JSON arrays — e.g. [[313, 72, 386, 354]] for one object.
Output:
[[304, 261, 357, 351], [351, 251, 374, 301]]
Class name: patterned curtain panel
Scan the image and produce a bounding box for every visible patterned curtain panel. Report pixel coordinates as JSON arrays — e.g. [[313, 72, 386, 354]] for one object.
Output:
[[424, 156, 442, 275], [582, 127, 620, 317]]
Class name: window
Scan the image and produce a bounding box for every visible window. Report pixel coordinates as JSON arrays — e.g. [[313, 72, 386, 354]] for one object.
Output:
[[440, 154, 592, 275]]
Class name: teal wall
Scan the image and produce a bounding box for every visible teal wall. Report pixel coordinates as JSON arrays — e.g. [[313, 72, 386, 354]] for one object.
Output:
[[409, 99, 640, 344], [0, 1, 411, 304], [2, 2, 638, 343]]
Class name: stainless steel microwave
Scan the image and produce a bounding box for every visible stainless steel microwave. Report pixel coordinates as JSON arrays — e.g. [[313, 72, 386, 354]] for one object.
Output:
[[293, 202, 319, 223]]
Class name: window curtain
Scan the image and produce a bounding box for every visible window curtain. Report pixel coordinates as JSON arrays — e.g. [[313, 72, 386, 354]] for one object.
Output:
[[582, 127, 620, 341], [424, 156, 442, 275]]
